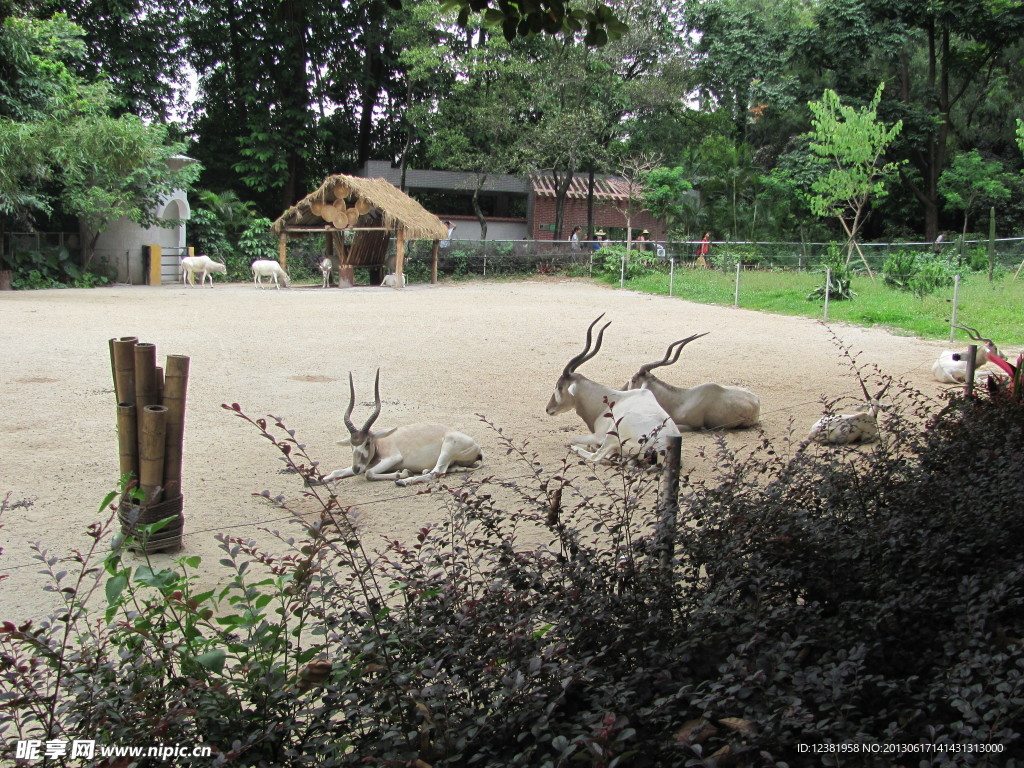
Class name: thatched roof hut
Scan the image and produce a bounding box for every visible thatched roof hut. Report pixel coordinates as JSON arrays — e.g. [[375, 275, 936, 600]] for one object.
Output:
[[270, 174, 449, 288]]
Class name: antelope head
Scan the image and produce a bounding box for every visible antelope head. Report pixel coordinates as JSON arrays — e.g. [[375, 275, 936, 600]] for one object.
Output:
[[338, 370, 394, 473], [952, 325, 998, 362], [546, 314, 611, 415], [625, 332, 710, 390], [856, 378, 892, 416]]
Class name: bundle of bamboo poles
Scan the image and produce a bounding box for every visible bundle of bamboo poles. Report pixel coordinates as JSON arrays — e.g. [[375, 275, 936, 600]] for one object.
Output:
[[108, 337, 189, 551]]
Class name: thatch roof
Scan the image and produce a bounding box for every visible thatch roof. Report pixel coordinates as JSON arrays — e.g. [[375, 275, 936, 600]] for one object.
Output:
[[271, 174, 448, 240]]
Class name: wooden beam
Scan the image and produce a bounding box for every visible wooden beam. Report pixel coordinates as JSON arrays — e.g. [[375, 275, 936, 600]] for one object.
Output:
[[278, 233, 288, 271], [431, 239, 439, 284]]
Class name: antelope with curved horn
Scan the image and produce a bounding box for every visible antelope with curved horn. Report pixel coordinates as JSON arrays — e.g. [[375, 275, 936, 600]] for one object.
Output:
[[807, 379, 891, 445], [323, 370, 483, 486], [546, 314, 680, 462], [932, 325, 999, 384], [624, 334, 761, 430]]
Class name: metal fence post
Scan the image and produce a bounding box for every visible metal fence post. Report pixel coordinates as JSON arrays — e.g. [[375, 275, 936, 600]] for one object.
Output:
[[734, 263, 741, 307], [824, 267, 831, 322], [669, 257, 675, 297], [949, 274, 961, 342]]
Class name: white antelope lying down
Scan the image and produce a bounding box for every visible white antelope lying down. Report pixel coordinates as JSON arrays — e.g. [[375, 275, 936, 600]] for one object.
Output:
[[932, 325, 999, 384], [323, 370, 483, 486], [807, 383, 890, 445], [546, 314, 680, 462], [625, 333, 761, 430]]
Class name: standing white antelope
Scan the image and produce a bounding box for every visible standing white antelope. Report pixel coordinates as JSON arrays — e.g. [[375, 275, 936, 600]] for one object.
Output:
[[546, 314, 680, 462], [322, 370, 483, 486], [932, 325, 999, 384], [180, 255, 227, 287], [625, 334, 761, 430], [251, 259, 291, 289], [319, 257, 332, 288]]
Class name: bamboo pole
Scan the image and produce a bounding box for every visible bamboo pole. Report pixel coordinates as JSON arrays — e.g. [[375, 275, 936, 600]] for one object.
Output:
[[134, 342, 159, 411], [111, 337, 138, 405], [116, 403, 138, 482], [162, 355, 190, 501], [139, 404, 168, 506], [431, 240, 439, 284]]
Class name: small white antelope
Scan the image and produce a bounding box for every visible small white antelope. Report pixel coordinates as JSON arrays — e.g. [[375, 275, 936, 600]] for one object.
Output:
[[180, 255, 227, 287], [319, 258, 332, 288], [546, 314, 680, 462], [625, 334, 761, 430], [251, 259, 291, 289], [932, 325, 999, 384], [323, 370, 483, 487], [381, 272, 406, 288], [807, 383, 890, 446]]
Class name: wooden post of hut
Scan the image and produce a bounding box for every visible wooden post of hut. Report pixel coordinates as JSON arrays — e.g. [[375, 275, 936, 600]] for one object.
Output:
[[395, 229, 406, 290], [431, 240, 440, 284], [278, 233, 288, 271]]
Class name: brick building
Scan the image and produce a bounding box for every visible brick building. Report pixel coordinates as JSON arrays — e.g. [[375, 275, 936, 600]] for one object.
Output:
[[529, 174, 664, 242], [357, 161, 665, 243]]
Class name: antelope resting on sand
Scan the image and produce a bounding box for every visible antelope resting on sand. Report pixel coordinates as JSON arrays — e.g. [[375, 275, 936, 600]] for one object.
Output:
[[625, 333, 761, 430], [807, 382, 891, 445], [323, 370, 483, 486], [546, 314, 680, 462], [932, 325, 999, 384]]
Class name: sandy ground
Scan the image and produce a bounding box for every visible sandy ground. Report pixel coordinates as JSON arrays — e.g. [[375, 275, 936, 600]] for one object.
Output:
[[0, 278, 957, 622]]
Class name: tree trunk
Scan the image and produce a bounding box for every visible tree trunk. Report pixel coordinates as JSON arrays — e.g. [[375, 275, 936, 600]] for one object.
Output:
[[473, 174, 488, 241], [553, 168, 574, 241], [587, 165, 596, 238]]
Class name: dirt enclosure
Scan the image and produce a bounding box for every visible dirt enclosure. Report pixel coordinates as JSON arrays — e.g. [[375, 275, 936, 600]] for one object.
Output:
[[0, 279, 957, 621]]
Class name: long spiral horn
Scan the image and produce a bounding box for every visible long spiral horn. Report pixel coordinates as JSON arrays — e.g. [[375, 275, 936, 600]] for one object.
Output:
[[637, 332, 710, 376], [563, 314, 612, 376]]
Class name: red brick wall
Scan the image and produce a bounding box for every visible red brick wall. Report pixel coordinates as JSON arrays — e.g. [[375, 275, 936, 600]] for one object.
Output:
[[531, 197, 664, 241]]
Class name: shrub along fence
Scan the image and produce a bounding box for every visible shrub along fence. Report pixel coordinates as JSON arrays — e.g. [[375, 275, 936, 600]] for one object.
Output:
[[392, 236, 1024, 282]]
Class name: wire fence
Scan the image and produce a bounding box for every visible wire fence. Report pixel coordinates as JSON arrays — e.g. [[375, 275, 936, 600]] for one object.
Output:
[[392, 236, 1024, 281]]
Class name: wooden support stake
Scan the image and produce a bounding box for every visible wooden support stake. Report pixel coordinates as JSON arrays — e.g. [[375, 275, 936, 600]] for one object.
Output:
[[112, 337, 138, 405], [964, 344, 978, 400], [116, 403, 138, 482], [139, 404, 168, 506], [657, 435, 682, 569], [278, 232, 288, 271], [431, 239, 439, 284], [162, 355, 190, 501]]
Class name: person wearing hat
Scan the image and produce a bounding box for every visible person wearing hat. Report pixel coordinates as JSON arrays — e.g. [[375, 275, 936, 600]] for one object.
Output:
[[592, 229, 606, 251], [637, 229, 650, 251]]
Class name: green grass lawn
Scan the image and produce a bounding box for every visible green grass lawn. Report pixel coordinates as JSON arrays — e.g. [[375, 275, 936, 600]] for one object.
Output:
[[617, 268, 1024, 346]]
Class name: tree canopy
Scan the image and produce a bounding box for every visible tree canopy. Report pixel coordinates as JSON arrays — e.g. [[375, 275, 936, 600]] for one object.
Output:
[[3, 0, 1024, 246]]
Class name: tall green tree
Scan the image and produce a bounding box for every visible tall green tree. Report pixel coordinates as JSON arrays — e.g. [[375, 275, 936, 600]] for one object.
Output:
[[0, 13, 198, 269], [811, 0, 1024, 240], [807, 83, 903, 277], [938, 149, 1013, 242]]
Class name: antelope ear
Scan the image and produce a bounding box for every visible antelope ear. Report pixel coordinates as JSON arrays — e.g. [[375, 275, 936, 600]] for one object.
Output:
[[371, 427, 398, 439], [337, 436, 353, 446], [567, 381, 578, 397]]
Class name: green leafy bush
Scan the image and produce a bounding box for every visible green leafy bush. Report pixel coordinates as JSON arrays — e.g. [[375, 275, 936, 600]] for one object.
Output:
[[5, 246, 107, 289], [596, 244, 661, 279], [3, 371, 1024, 766], [883, 249, 957, 297], [808, 244, 856, 300]]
